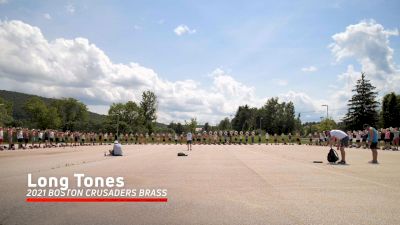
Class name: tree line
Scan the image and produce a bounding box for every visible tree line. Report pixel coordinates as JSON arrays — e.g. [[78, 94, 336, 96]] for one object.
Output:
[[0, 91, 158, 134]]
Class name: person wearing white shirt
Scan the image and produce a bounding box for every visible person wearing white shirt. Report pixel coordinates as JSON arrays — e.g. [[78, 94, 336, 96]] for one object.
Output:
[[0, 127, 3, 150], [328, 130, 349, 164], [109, 140, 123, 156], [186, 132, 192, 151]]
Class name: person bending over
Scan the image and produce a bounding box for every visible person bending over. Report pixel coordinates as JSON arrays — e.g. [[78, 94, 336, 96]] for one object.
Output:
[[328, 130, 349, 164]]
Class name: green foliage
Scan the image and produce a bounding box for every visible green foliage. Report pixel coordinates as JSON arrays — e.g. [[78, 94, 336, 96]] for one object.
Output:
[[218, 117, 231, 130], [381, 92, 400, 128], [185, 118, 197, 133], [203, 122, 210, 131], [317, 118, 337, 132], [343, 73, 379, 130], [51, 98, 89, 131], [229, 98, 298, 134], [0, 90, 106, 129], [140, 90, 158, 133], [231, 105, 257, 131], [0, 97, 13, 126], [107, 101, 145, 134], [24, 97, 61, 129], [259, 98, 296, 134], [168, 122, 184, 134]]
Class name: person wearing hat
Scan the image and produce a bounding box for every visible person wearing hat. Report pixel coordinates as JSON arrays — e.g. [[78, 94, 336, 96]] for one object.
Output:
[[109, 140, 123, 156]]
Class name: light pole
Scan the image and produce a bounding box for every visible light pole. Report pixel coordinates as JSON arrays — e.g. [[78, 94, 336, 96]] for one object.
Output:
[[110, 112, 120, 140], [229, 115, 233, 130], [322, 104, 328, 119], [259, 117, 263, 131]]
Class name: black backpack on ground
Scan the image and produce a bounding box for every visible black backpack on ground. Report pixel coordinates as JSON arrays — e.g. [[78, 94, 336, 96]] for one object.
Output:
[[327, 148, 339, 163], [177, 152, 188, 156]]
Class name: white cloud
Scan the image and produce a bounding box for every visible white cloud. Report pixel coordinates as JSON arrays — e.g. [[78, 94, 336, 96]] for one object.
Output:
[[43, 13, 51, 20], [272, 79, 288, 86], [66, 3, 75, 14], [327, 20, 400, 121], [329, 19, 400, 93], [301, 66, 317, 72], [280, 91, 327, 121], [0, 20, 265, 125], [0, 0, 8, 4], [174, 24, 196, 36]]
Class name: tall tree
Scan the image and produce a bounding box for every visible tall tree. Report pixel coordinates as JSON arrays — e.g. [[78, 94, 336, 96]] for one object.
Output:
[[381, 92, 400, 128], [185, 118, 197, 133], [343, 73, 379, 130], [218, 117, 231, 130], [204, 122, 210, 131], [107, 101, 144, 134], [51, 98, 89, 131], [24, 97, 61, 129], [231, 105, 256, 131], [140, 91, 158, 133]]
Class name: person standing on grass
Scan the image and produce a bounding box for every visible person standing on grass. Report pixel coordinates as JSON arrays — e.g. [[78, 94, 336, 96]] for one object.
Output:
[[364, 124, 379, 164], [265, 132, 270, 145], [328, 130, 349, 164], [186, 131, 193, 151]]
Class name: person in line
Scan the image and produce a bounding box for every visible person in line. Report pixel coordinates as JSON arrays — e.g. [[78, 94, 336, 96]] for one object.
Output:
[[0, 127, 3, 150], [328, 129, 349, 164], [393, 127, 399, 151]]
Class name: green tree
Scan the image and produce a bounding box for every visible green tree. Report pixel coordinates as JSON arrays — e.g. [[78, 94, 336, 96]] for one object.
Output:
[[317, 118, 337, 132], [381, 92, 400, 128], [24, 97, 61, 129], [140, 91, 158, 133], [107, 101, 144, 134], [51, 98, 89, 131], [218, 117, 231, 130], [204, 122, 210, 131], [231, 105, 256, 131], [185, 118, 197, 133], [343, 73, 379, 130], [0, 97, 13, 126]]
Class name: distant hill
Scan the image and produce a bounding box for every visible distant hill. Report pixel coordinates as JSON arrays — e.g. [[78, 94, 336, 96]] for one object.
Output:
[[0, 90, 106, 122], [0, 90, 167, 127]]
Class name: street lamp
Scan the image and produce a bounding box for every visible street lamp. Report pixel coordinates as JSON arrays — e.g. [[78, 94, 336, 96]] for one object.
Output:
[[259, 117, 263, 131], [110, 112, 120, 140], [321, 104, 328, 119]]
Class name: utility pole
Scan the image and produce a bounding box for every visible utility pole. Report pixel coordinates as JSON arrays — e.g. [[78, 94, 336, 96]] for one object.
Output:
[[322, 104, 328, 119]]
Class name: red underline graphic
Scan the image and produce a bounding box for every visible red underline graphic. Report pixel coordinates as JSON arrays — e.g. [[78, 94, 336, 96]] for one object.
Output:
[[26, 198, 168, 202]]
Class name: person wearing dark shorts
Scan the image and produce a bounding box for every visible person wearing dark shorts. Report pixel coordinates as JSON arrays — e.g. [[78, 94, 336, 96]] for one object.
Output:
[[365, 124, 379, 164], [186, 132, 192, 151]]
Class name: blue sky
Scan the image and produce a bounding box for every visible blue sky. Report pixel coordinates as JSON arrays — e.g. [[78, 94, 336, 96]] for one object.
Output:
[[0, 0, 399, 124]]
